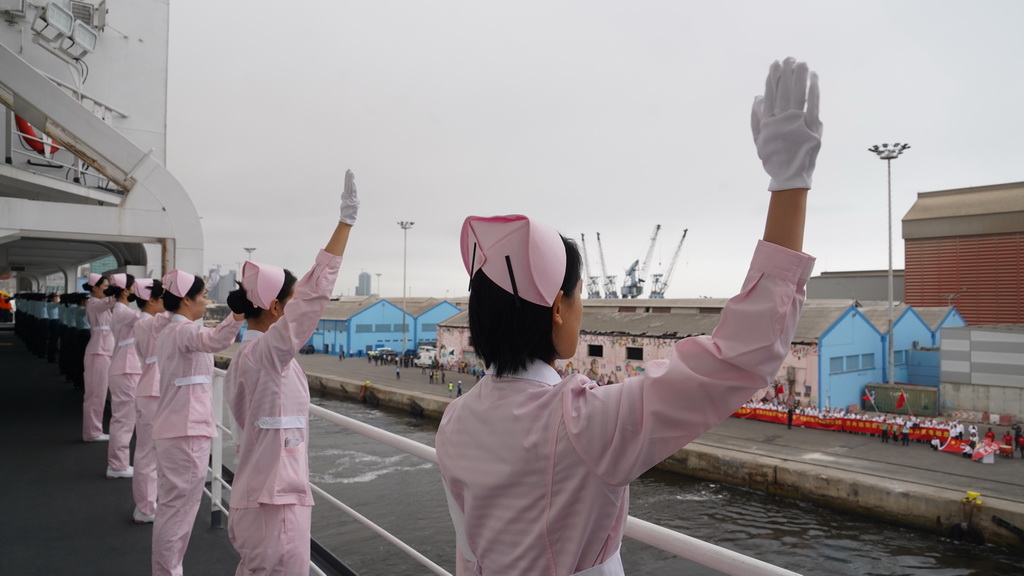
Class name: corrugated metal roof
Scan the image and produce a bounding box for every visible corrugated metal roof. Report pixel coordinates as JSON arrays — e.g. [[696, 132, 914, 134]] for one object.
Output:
[[322, 297, 379, 320], [581, 311, 721, 338], [903, 182, 1024, 239], [857, 303, 909, 333], [912, 306, 955, 330], [791, 305, 851, 341], [322, 297, 465, 320], [440, 300, 854, 343], [439, 309, 470, 328], [904, 182, 1024, 221]]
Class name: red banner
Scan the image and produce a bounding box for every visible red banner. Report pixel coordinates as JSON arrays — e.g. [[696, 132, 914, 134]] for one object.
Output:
[[733, 407, 950, 440]]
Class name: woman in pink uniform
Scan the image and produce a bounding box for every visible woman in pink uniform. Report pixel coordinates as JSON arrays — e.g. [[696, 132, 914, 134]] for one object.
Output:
[[130, 278, 170, 524], [82, 273, 115, 443], [106, 273, 143, 479], [224, 170, 359, 575], [436, 57, 822, 575], [152, 270, 244, 576]]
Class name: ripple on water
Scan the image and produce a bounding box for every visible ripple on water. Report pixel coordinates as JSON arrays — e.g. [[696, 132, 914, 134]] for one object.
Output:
[[309, 448, 435, 484]]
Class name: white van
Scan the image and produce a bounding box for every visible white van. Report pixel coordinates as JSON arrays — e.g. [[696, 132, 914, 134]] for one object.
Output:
[[414, 349, 437, 368]]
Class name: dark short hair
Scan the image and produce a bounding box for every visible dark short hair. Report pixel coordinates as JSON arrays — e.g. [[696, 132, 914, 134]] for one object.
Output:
[[82, 274, 108, 292], [136, 280, 165, 310], [468, 235, 582, 378], [161, 276, 205, 313], [104, 274, 135, 299], [225, 269, 298, 319]]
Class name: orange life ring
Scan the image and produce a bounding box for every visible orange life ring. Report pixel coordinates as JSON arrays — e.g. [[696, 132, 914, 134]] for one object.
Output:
[[15, 115, 60, 156]]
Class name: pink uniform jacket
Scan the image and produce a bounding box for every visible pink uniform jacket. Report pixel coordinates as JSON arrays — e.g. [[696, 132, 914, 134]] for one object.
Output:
[[436, 240, 815, 576], [134, 312, 173, 398], [153, 314, 242, 439], [84, 297, 116, 356], [225, 250, 342, 509], [109, 303, 144, 376]]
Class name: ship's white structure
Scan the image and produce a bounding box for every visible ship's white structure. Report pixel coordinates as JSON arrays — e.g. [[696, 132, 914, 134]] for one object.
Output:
[[0, 0, 201, 290]]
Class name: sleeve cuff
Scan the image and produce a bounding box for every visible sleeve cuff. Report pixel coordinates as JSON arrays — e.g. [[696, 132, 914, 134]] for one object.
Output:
[[750, 240, 816, 283]]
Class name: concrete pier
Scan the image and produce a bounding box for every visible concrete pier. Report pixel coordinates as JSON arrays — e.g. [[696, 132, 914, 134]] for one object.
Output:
[[216, 347, 1024, 550]]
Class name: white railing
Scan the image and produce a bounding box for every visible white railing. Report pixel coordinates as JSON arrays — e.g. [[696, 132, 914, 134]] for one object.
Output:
[[42, 71, 131, 122], [11, 128, 120, 193], [208, 369, 802, 576]]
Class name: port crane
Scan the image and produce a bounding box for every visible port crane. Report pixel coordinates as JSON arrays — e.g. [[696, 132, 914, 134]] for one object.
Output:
[[595, 232, 618, 298], [579, 234, 604, 299], [621, 224, 661, 298], [649, 229, 688, 298]]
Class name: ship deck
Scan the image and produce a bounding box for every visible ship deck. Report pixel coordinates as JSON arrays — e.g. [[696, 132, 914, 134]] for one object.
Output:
[[0, 326, 240, 576]]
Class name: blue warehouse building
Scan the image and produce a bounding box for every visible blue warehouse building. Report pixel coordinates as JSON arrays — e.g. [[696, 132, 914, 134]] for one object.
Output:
[[812, 302, 965, 410], [308, 296, 463, 356]]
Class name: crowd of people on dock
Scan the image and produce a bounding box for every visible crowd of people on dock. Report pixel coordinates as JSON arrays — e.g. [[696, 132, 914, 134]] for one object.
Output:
[[738, 398, 1024, 459], [10, 173, 360, 575]]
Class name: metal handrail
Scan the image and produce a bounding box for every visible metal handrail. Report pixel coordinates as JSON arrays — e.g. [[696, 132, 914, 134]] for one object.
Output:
[[208, 369, 801, 576], [11, 131, 118, 192], [42, 71, 130, 119]]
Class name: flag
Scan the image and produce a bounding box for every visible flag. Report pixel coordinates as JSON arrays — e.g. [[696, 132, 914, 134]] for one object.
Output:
[[973, 440, 1000, 460], [896, 390, 907, 410], [775, 383, 785, 395], [862, 390, 876, 403], [940, 438, 964, 453]]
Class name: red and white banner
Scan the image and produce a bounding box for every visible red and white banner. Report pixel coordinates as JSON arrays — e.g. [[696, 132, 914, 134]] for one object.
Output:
[[732, 407, 951, 441], [972, 439, 1001, 460]]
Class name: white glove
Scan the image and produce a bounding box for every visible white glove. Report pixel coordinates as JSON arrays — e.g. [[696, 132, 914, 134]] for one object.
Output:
[[751, 57, 822, 191], [339, 169, 360, 224]]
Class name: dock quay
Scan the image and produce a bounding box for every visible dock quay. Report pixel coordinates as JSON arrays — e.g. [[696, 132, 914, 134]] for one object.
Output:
[[215, 346, 1024, 551]]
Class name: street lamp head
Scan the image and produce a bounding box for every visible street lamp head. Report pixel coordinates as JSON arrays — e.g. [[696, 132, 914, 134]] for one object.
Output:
[[397, 221, 415, 230], [869, 142, 911, 161]]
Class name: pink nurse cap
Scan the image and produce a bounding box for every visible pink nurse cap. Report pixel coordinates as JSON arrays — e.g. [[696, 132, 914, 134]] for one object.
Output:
[[460, 214, 566, 307], [242, 260, 286, 310], [87, 273, 103, 286], [135, 279, 155, 301], [109, 273, 128, 290], [162, 270, 196, 298]]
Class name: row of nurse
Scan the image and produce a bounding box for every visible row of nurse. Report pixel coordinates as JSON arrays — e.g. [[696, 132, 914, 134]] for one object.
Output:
[[149, 170, 359, 575], [80, 270, 177, 523], [80, 249, 246, 574], [222, 169, 358, 574]]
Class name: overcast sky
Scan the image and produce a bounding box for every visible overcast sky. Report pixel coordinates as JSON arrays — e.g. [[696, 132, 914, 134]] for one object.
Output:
[[165, 1, 1024, 301]]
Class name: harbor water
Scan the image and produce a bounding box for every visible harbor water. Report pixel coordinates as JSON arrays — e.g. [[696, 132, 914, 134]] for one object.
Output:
[[236, 394, 1024, 576]]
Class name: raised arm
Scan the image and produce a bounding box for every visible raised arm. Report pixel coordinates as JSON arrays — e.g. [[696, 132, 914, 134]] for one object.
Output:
[[752, 57, 821, 253], [568, 58, 821, 485], [253, 169, 359, 371]]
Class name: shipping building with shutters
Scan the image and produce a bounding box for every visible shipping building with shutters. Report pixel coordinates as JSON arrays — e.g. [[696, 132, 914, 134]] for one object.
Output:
[[903, 182, 1024, 325]]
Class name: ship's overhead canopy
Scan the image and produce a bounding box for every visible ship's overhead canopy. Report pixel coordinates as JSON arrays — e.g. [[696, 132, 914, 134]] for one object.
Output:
[[0, 2, 202, 291]]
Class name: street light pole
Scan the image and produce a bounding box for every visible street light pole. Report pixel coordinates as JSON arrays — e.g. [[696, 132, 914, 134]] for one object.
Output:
[[243, 247, 256, 261], [397, 221, 415, 359], [868, 143, 910, 389]]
